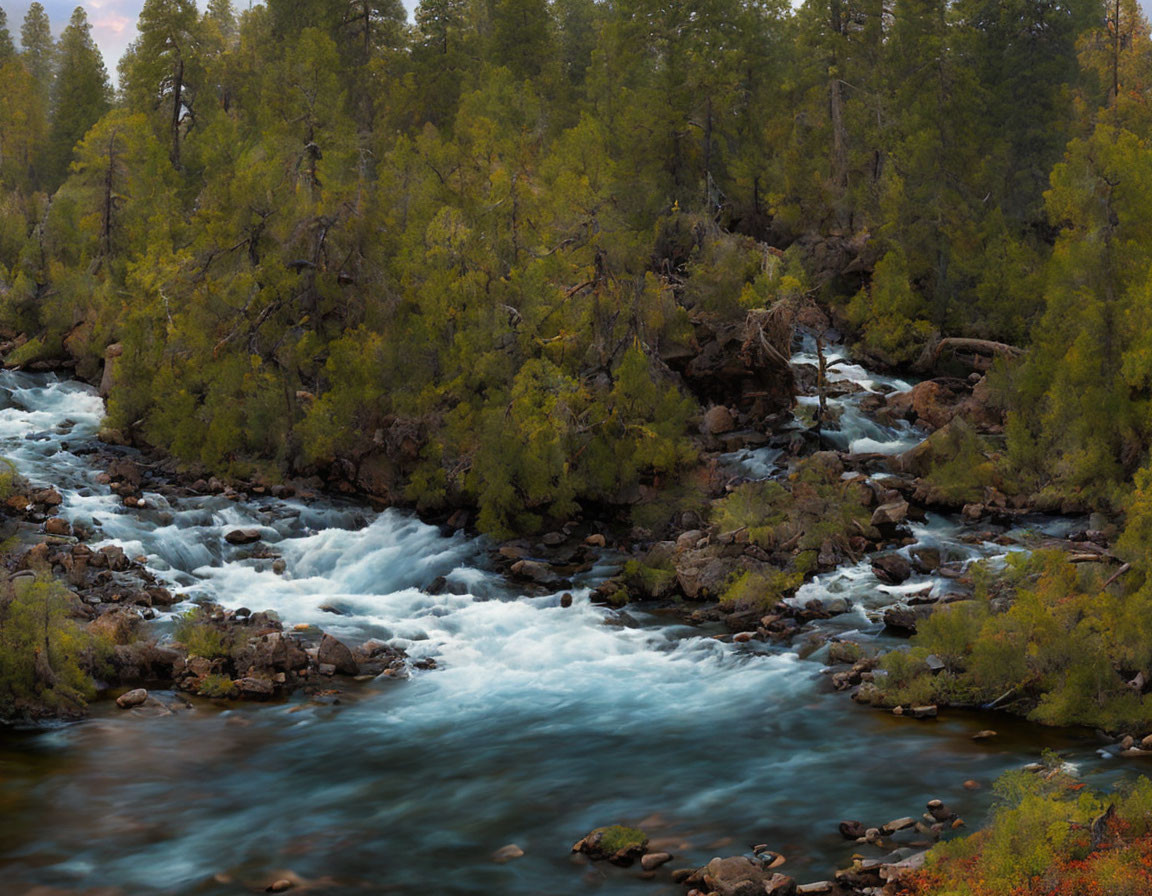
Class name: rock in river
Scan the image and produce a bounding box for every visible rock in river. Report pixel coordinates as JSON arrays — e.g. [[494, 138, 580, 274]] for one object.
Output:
[[871, 553, 912, 584], [870, 500, 909, 528], [116, 688, 148, 708], [225, 528, 262, 545], [572, 825, 648, 866], [492, 844, 524, 863], [317, 634, 359, 676]]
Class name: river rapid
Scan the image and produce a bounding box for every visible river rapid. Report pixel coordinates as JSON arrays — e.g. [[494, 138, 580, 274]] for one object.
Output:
[[0, 349, 1127, 895]]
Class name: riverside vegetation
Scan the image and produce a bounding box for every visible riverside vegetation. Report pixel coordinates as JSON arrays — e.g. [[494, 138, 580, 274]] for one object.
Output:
[[6, 0, 1152, 893]]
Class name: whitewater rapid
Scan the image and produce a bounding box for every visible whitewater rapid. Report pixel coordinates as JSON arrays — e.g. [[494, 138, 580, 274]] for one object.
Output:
[[0, 365, 1113, 895]]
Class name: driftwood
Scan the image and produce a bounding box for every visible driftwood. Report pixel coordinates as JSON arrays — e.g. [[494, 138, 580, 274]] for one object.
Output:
[[915, 337, 1024, 375], [1090, 804, 1116, 851], [1103, 563, 1132, 589]]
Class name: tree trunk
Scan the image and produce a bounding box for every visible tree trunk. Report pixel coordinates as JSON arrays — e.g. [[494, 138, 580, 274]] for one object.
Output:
[[170, 57, 184, 170]]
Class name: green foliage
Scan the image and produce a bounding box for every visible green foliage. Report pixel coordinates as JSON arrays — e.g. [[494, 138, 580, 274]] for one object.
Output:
[[0, 574, 107, 718], [196, 673, 238, 698], [719, 568, 803, 612], [908, 770, 1152, 896], [620, 559, 676, 601], [591, 825, 647, 854], [174, 607, 233, 659], [0, 0, 1142, 544], [846, 249, 935, 365], [712, 480, 790, 546], [712, 455, 875, 555], [876, 551, 1152, 730], [920, 423, 1004, 505]]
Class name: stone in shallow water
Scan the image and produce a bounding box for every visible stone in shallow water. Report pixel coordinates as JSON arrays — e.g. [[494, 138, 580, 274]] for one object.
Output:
[[492, 844, 524, 863], [641, 852, 672, 871], [116, 688, 148, 708]]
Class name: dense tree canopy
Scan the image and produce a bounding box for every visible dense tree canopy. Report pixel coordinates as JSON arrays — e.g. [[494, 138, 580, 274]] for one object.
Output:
[[0, 0, 1149, 536]]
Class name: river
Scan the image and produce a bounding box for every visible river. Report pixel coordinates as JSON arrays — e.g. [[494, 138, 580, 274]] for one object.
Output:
[[0, 347, 1125, 895]]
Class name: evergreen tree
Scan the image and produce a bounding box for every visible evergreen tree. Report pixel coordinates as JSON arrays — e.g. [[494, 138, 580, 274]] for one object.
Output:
[[0, 7, 16, 61], [19, 2, 54, 103], [48, 7, 111, 188], [120, 0, 203, 170]]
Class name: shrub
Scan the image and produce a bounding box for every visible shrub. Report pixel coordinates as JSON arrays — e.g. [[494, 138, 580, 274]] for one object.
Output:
[[719, 568, 803, 612], [197, 673, 238, 698], [174, 607, 233, 659], [0, 574, 108, 718]]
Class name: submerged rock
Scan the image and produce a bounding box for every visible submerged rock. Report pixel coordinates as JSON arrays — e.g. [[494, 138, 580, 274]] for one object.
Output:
[[572, 825, 649, 866], [491, 844, 525, 863]]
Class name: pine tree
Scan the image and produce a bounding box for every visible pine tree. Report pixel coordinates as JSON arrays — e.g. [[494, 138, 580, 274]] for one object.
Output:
[[48, 7, 111, 188], [120, 0, 203, 170], [0, 7, 16, 61], [19, 2, 54, 103]]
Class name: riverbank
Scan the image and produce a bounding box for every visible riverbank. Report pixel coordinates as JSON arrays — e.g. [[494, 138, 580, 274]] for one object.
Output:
[[0, 334, 1134, 896]]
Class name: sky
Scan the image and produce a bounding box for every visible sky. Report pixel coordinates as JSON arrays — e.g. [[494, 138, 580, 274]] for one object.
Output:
[[4, 0, 1152, 85], [5, 0, 143, 72]]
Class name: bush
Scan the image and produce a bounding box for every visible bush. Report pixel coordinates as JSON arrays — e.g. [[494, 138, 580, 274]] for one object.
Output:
[[873, 551, 1152, 730], [0, 574, 108, 719], [174, 607, 233, 659], [197, 673, 238, 698], [904, 770, 1152, 896], [719, 568, 803, 612]]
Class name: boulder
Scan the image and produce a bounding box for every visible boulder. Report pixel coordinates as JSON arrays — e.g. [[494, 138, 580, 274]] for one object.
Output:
[[675, 547, 743, 600], [881, 817, 917, 835], [702, 857, 795, 896], [909, 546, 941, 573], [893, 418, 974, 479], [100, 343, 124, 398], [45, 517, 71, 536], [116, 688, 148, 708], [883, 604, 933, 634], [317, 633, 359, 675], [95, 545, 130, 571], [839, 820, 867, 840], [572, 825, 649, 866], [871, 553, 912, 584], [870, 500, 908, 528], [236, 677, 275, 699], [225, 528, 262, 545], [702, 405, 736, 435], [509, 559, 561, 586], [111, 641, 182, 680], [641, 852, 673, 871], [886, 379, 971, 431]]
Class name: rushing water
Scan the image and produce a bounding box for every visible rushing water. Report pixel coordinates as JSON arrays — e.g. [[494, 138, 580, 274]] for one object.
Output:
[[0, 361, 1123, 896]]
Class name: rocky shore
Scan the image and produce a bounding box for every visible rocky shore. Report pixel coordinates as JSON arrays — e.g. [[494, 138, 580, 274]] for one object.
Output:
[[0, 474, 412, 721], [0, 324, 1119, 895], [569, 794, 967, 896]]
